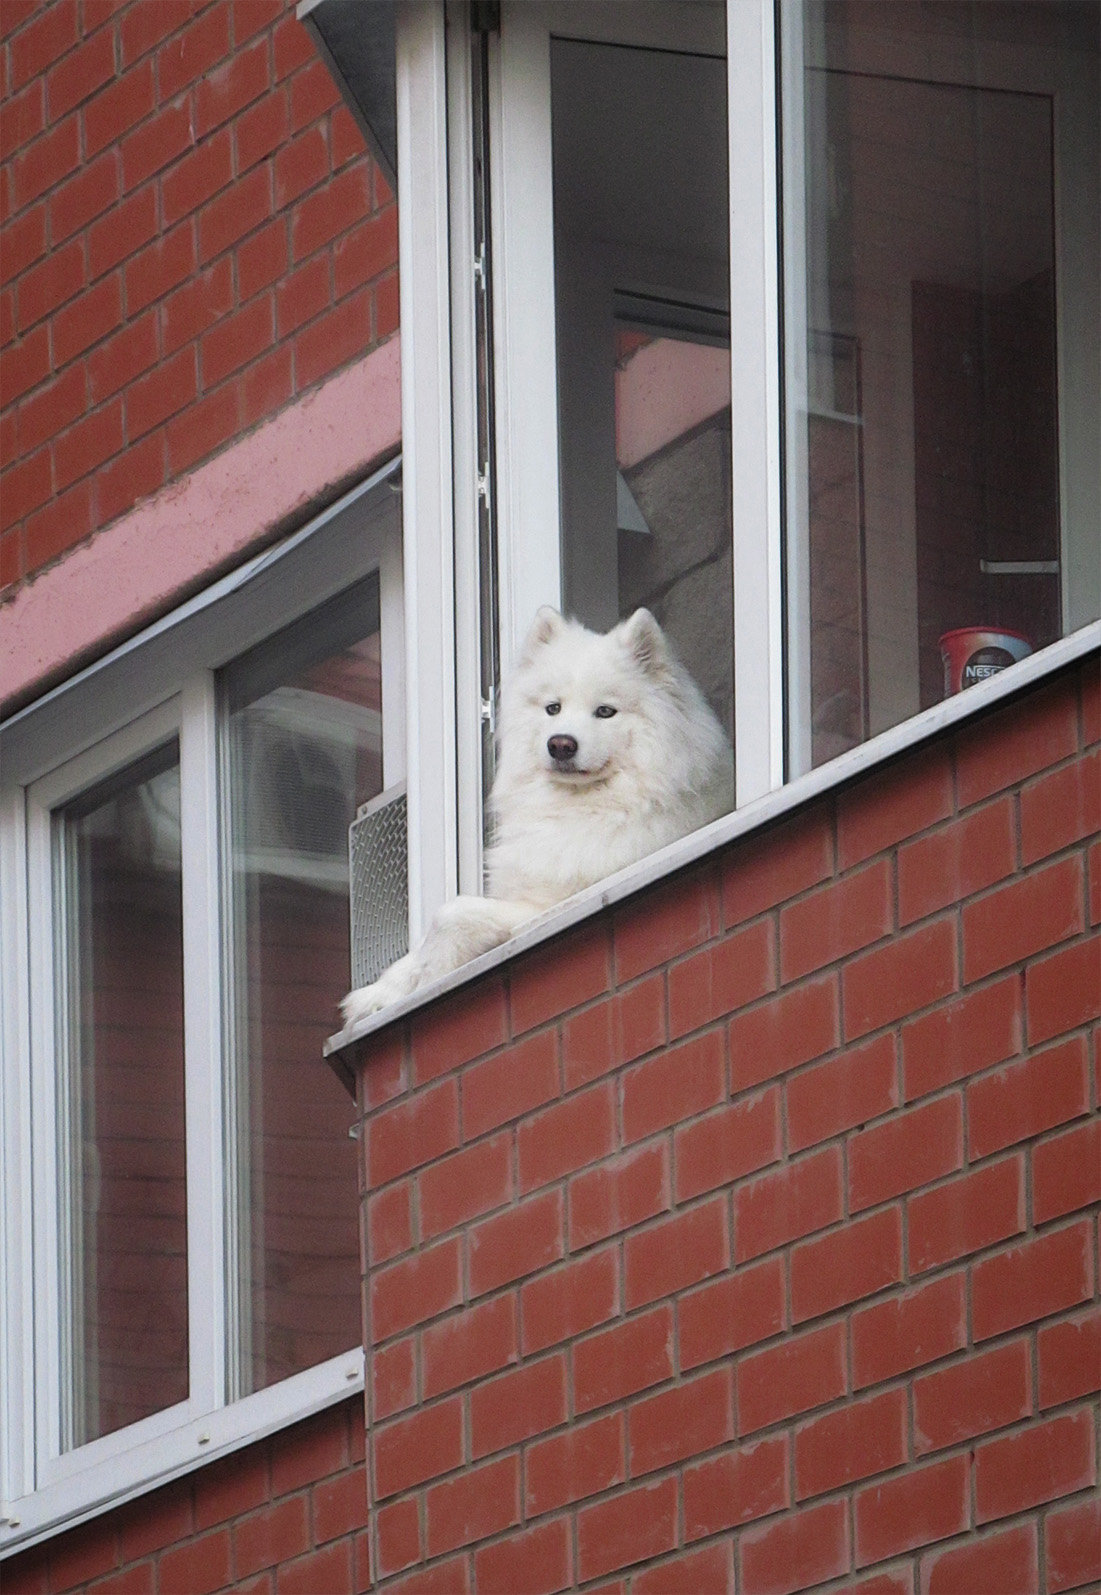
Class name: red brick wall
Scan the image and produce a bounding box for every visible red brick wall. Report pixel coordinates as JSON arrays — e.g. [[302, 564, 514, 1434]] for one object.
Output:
[[356, 657, 1100, 1593], [0, 0, 398, 597], [4, 1398, 370, 1594]]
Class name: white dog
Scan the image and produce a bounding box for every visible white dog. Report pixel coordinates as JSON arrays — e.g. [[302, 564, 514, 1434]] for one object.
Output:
[[341, 606, 733, 1024]]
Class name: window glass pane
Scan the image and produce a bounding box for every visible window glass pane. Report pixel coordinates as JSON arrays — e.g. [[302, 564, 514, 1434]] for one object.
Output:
[[56, 741, 188, 1448], [552, 22, 735, 742], [784, 0, 1100, 773], [222, 577, 382, 1395]]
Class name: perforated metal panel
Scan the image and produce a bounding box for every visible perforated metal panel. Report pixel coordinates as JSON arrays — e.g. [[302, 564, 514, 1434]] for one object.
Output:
[[349, 782, 408, 987]]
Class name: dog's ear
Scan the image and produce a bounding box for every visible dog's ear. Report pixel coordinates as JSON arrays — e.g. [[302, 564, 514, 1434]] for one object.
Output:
[[619, 608, 668, 674], [521, 606, 565, 660]]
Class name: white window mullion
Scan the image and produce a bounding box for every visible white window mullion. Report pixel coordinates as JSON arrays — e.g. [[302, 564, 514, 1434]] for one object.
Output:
[[178, 675, 226, 1420], [727, 0, 785, 804], [396, 0, 459, 938]]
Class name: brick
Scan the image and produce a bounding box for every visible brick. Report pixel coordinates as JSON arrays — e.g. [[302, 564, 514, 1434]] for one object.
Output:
[[234, 1494, 310, 1578], [525, 1411, 624, 1516], [562, 974, 666, 1091], [976, 1407, 1096, 1524], [968, 1035, 1089, 1160], [373, 1397, 463, 1499], [419, 1131, 512, 1240], [795, 1386, 907, 1500], [683, 1434, 788, 1540], [734, 1145, 843, 1262], [461, 1027, 558, 1140], [674, 1085, 781, 1203], [787, 1032, 897, 1151], [963, 856, 1085, 982], [193, 1447, 268, 1530], [117, 1480, 193, 1563], [162, 127, 234, 228], [53, 398, 124, 491], [407, 976, 507, 1086], [568, 1142, 668, 1252], [11, 114, 81, 212], [291, 166, 372, 262], [198, 164, 272, 265], [0, 326, 49, 409], [738, 1321, 847, 1434], [922, 1522, 1038, 1595], [901, 976, 1020, 1101], [49, 150, 118, 241], [721, 805, 834, 927], [422, 1292, 517, 1399], [898, 795, 1017, 925], [613, 867, 720, 982], [17, 237, 84, 329], [1046, 1496, 1101, 1595], [679, 1254, 786, 1369], [334, 205, 399, 297], [370, 1235, 462, 1341], [779, 858, 892, 982], [274, 124, 330, 210], [25, 480, 93, 569], [729, 974, 840, 1095], [1038, 1309, 1101, 1408], [467, 1187, 563, 1297], [740, 1498, 850, 1595], [1025, 934, 1101, 1044], [276, 252, 331, 339], [157, 4, 231, 100], [474, 1517, 572, 1595], [669, 917, 776, 1036], [633, 1543, 733, 1595], [628, 1366, 733, 1476], [195, 36, 270, 138], [386, 1555, 470, 1595], [374, 269, 399, 339], [838, 743, 954, 869], [971, 1220, 1093, 1342], [576, 1476, 678, 1583], [1, 449, 51, 530], [53, 270, 122, 365], [125, 225, 195, 315], [368, 1079, 458, 1187], [236, 88, 290, 172], [1, 78, 44, 166], [1034, 1115, 1101, 1225], [270, 1407, 349, 1496], [855, 1455, 969, 1568], [425, 1454, 518, 1557], [94, 430, 164, 525], [17, 363, 86, 454], [573, 1304, 674, 1415], [849, 1093, 962, 1212], [791, 1205, 902, 1323], [469, 1352, 567, 1458], [288, 54, 340, 129], [1, 206, 47, 289], [274, 12, 315, 80], [623, 1196, 728, 1309], [119, 0, 184, 66], [621, 1027, 725, 1145], [166, 381, 240, 475], [240, 343, 293, 428], [520, 1245, 617, 1354], [956, 674, 1080, 806], [909, 1155, 1025, 1276], [120, 101, 192, 192], [159, 1529, 233, 1595], [295, 286, 372, 388], [278, 1538, 353, 1595], [371, 1336, 415, 1422], [1021, 749, 1100, 863], [519, 1081, 616, 1194], [509, 922, 610, 1035], [914, 1337, 1032, 1456], [87, 186, 159, 280], [843, 918, 958, 1041], [851, 1272, 968, 1390], [84, 60, 156, 158], [47, 28, 115, 120], [9, 0, 79, 91], [375, 1497, 420, 1580], [201, 292, 274, 386]]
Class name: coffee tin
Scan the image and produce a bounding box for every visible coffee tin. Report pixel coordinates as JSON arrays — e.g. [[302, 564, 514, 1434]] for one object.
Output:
[[940, 628, 1032, 696]]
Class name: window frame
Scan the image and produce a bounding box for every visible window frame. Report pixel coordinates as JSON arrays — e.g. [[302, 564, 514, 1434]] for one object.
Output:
[[0, 460, 401, 1552]]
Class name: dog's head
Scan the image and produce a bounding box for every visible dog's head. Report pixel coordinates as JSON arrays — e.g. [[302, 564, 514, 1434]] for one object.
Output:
[[502, 606, 673, 786]]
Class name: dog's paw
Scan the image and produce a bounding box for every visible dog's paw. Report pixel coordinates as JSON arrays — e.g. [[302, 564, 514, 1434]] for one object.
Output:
[[341, 959, 419, 1026]]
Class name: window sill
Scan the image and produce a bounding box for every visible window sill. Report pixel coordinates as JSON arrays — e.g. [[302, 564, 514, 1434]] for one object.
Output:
[[326, 619, 1101, 1084]]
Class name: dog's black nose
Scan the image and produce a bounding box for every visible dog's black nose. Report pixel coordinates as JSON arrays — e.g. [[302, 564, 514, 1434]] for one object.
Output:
[[548, 734, 579, 763]]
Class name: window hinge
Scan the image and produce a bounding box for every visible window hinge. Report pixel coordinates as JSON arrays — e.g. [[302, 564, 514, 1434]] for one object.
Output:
[[476, 471, 490, 504], [480, 697, 495, 726]]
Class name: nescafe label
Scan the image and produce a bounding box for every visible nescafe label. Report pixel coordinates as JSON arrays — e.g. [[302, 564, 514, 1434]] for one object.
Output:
[[963, 645, 1016, 685]]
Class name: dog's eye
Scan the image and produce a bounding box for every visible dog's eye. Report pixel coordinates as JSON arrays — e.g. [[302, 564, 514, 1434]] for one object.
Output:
[[545, 701, 561, 716], [594, 704, 617, 719]]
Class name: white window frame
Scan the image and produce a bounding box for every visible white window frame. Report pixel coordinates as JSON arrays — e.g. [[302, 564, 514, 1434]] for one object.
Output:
[[393, 0, 1099, 918], [0, 461, 402, 1552]]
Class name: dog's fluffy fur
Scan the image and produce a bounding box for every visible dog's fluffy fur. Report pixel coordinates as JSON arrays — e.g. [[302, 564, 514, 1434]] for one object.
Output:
[[340, 606, 733, 1025]]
